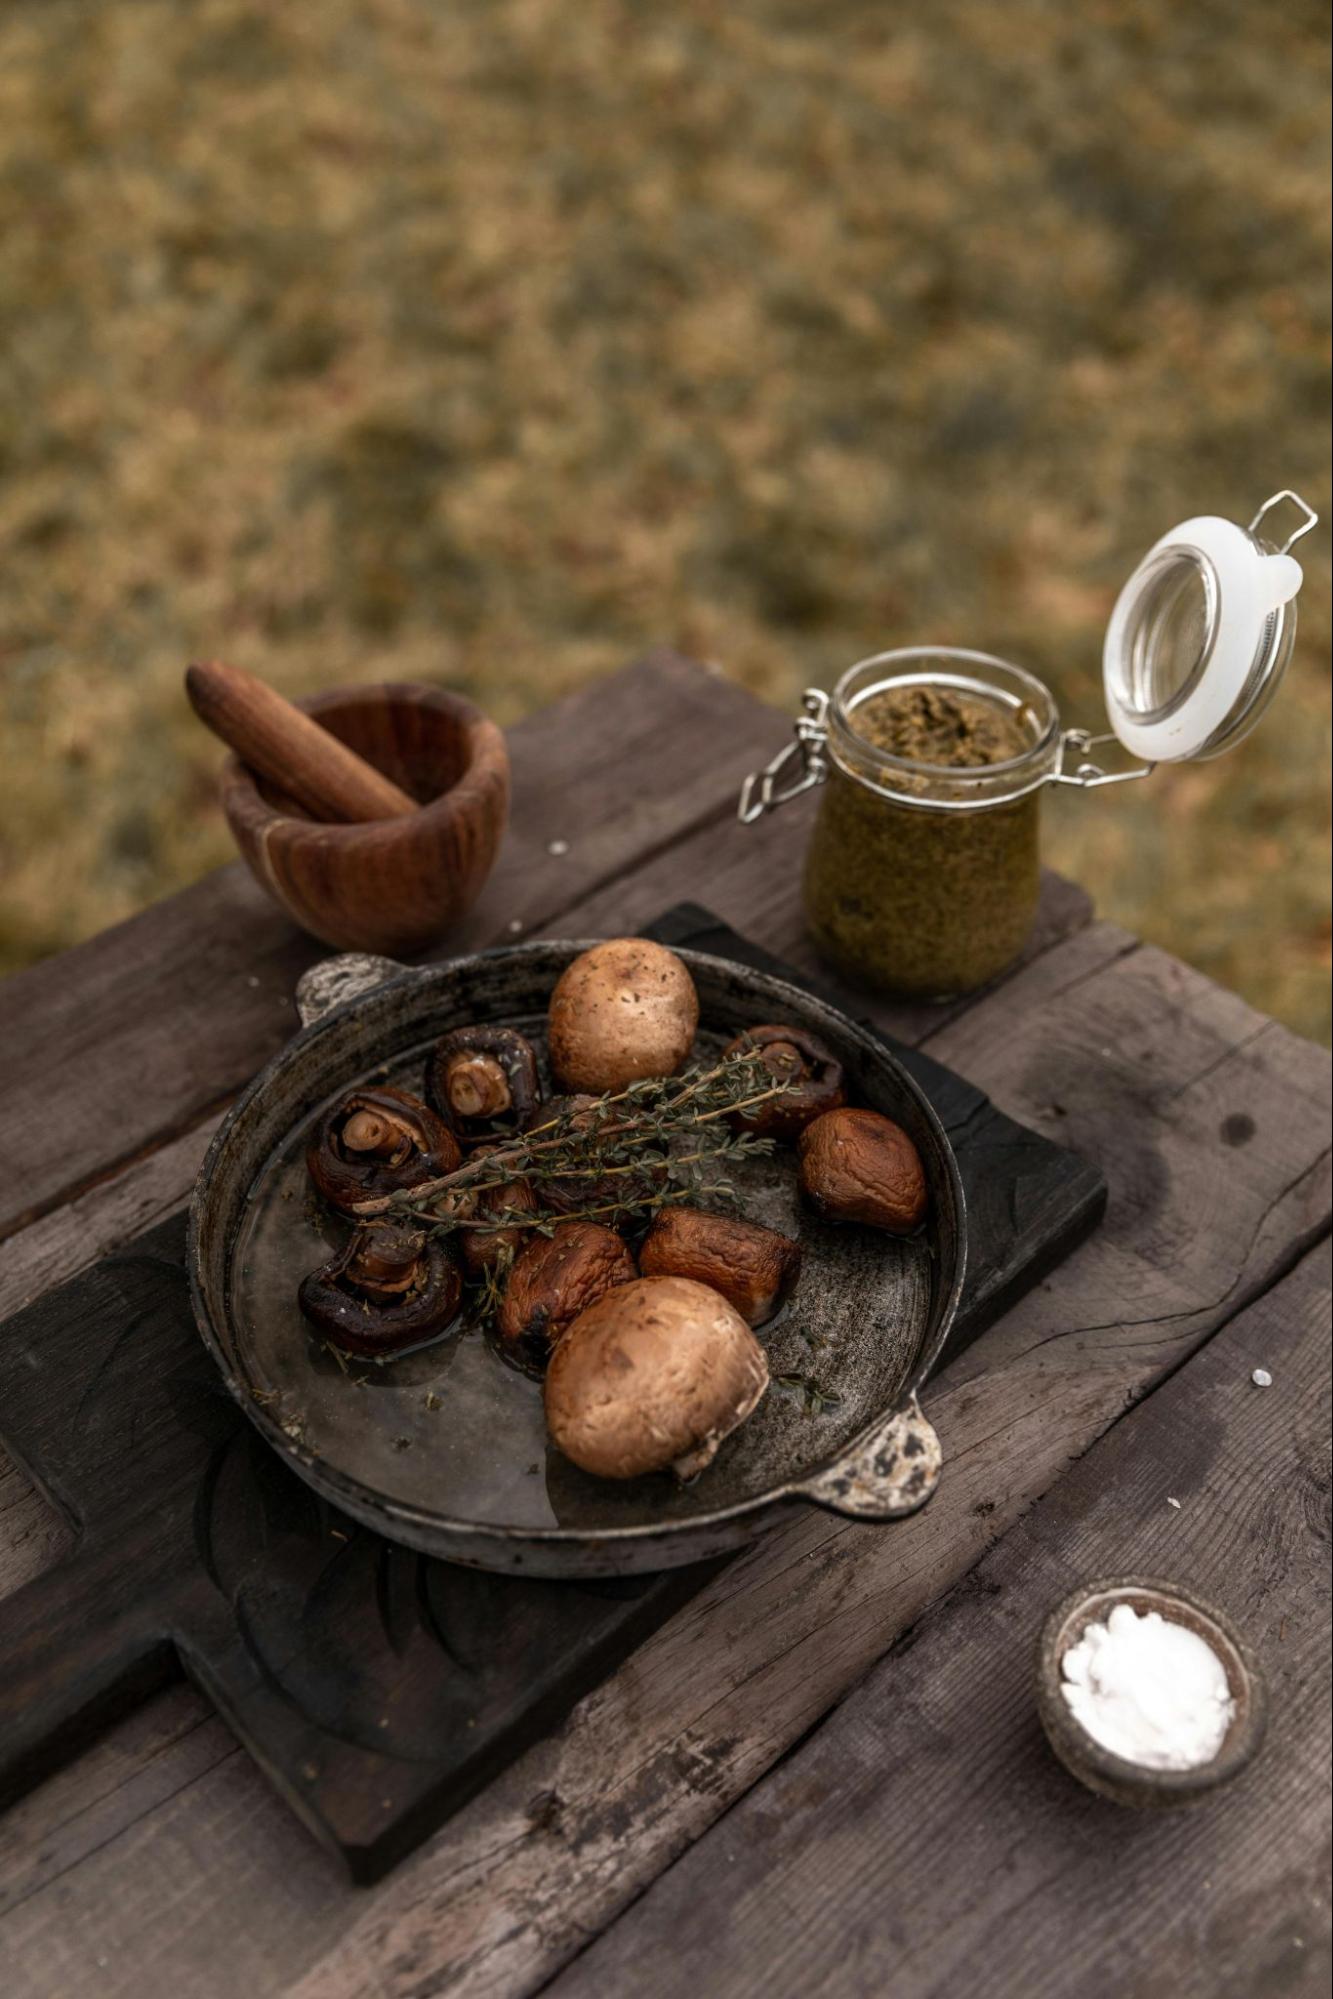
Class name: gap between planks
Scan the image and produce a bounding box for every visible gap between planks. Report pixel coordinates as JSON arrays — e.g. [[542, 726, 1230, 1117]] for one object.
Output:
[[0, 887, 1327, 1999], [543, 1238, 1332, 1999]]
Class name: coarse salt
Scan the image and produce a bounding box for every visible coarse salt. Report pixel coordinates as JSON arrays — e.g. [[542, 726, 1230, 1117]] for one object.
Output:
[[1061, 1602, 1234, 1771]]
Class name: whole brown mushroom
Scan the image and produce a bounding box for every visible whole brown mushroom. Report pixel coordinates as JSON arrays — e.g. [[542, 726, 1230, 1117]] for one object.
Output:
[[638, 1206, 801, 1326], [723, 1024, 846, 1141], [798, 1107, 928, 1234], [545, 1276, 769, 1481], [547, 938, 699, 1094], [497, 1221, 637, 1368], [298, 1225, 463, 1358], [306, 1085, 460, 1216]]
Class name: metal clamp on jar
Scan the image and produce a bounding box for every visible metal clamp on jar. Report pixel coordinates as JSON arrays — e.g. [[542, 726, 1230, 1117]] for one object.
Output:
[[739, 492, 1318, 1001]]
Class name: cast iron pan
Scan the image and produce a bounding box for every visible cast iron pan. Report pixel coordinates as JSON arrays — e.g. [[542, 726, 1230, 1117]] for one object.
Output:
[[188, 943, 967, 1577]]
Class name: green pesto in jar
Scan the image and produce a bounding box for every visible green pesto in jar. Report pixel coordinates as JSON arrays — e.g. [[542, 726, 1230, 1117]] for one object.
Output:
[[803, 682, 1045, 1000]]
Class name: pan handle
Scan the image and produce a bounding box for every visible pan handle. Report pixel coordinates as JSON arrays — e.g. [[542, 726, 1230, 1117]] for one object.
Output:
[[792, 1394, 942, 1521], [295, 952, 416, 1029]]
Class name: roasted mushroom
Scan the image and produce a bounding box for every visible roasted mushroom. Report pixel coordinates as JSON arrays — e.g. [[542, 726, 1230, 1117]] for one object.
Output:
[[530, 1094, 655, 1217], [638, 1206, 801, 1326], [545, 1276, 768, 1481], [426, 1025, 539, 1144], [298, 1225, 463, 1358], [723, 1024, 846, 1141], [497, 1221, 637, 1367], [437, 1140, 538, 1276], [306, 1085, 460, 1216], [798, 1107, 927, 1234], [547, 938, 699, 1094]]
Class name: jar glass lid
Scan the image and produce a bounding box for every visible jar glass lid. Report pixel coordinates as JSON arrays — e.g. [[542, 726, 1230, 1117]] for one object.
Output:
[[1102, 492, 1315, 765]]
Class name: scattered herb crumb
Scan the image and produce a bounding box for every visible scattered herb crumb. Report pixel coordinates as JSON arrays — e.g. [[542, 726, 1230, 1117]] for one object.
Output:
[[775, 1372, 843, 1416]]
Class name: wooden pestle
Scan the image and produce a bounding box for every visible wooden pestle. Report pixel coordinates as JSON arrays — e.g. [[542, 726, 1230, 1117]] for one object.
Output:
[[186, 659, 417, 823]]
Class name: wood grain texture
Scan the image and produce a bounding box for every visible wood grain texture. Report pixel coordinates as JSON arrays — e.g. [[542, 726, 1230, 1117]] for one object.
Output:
[[185, 661, 419, 822], [0, 650, 773, 1243], [219, 683, 510, 956], [276, 924, 1329, 1999], [0, 1122, 222, 1608], [548, 1239, 1332, 1999], [0, 909, 1100, 1873], [0, 658, 1326, 1999], [1, 906, 1320, 1999]]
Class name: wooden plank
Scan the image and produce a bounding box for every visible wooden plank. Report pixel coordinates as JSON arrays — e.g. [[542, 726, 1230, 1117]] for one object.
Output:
[[0, 651, 775, 1243], [0, 1455, 73, 1601], [0, 1123, 222, 1608], [548, 1239, 1333, 1999], [0, 916, 1325, 1999]]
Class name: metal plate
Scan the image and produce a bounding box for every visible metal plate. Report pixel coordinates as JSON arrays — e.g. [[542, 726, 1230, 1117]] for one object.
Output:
[[188, 944, 966, 1575]]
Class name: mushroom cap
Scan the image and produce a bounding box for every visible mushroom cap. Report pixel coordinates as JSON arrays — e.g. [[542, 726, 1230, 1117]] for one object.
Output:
[[298, 1231, 463, 1358], [722, 1024, 846, 1142], [638, 1206, 801, 1326], [426, 1024, 539, 1140], [545, 1275, 768, 1481], [306, 1084, 460, 1215], [497, 1220, 637, 1353], [798, 1106, 927, 1233], [547, 939, 700, 1094]]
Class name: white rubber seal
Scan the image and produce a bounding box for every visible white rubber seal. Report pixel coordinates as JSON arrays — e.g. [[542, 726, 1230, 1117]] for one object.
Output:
[[1104, 516, 1303, 764]]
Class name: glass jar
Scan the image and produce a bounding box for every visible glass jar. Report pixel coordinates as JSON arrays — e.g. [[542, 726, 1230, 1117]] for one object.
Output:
[[739, 491, 1316, 1001], [800, 651, 1061, 1000]]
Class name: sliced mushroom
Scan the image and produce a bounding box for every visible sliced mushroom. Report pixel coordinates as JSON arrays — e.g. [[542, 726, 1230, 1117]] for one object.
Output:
[[544, 1276, 768, 1481], [426, 1025, 539, 1144], [497, 1221, 637, 1369], [798, 1107, 927, 1234], [547, 938, 699, 1094], [298, 1225, 463, 1358], [306, 1085, 460, 1216], [436, 1139, 538, 1277], [723, 1024, 846, 1141], [638, 1206, 801, 1326]]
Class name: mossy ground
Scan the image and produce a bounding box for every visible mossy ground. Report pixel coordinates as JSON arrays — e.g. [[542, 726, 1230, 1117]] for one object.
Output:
[[1, 0, 1328, 1039]]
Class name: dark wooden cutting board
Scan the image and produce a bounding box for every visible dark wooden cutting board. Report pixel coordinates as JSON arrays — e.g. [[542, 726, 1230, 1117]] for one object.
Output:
[[0, 908, 1105, 1881]]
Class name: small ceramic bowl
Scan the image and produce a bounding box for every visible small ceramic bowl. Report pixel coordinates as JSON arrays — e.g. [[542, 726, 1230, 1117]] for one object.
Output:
[[221, 682, 510, 956], [1036, 1576, 1267, 1808]]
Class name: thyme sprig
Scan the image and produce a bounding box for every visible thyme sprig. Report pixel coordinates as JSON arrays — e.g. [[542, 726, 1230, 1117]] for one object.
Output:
[[352, 1048, 787, 1238]]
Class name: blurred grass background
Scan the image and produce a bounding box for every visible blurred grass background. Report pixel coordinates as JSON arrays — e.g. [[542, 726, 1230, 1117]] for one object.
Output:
[[1, 0, 1329, 1039]]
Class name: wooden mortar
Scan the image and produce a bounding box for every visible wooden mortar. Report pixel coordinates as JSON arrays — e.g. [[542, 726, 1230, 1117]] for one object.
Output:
[[206, 676, 510, 955]]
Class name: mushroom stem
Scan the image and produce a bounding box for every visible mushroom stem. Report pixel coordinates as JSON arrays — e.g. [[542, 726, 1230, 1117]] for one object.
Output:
[[342, 1110, 400, 1155], [444, 1052, 512, 1119]]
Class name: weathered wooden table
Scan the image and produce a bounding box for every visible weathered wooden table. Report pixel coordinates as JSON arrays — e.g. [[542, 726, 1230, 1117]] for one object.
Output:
[[1, 653, 1328, 1999]]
